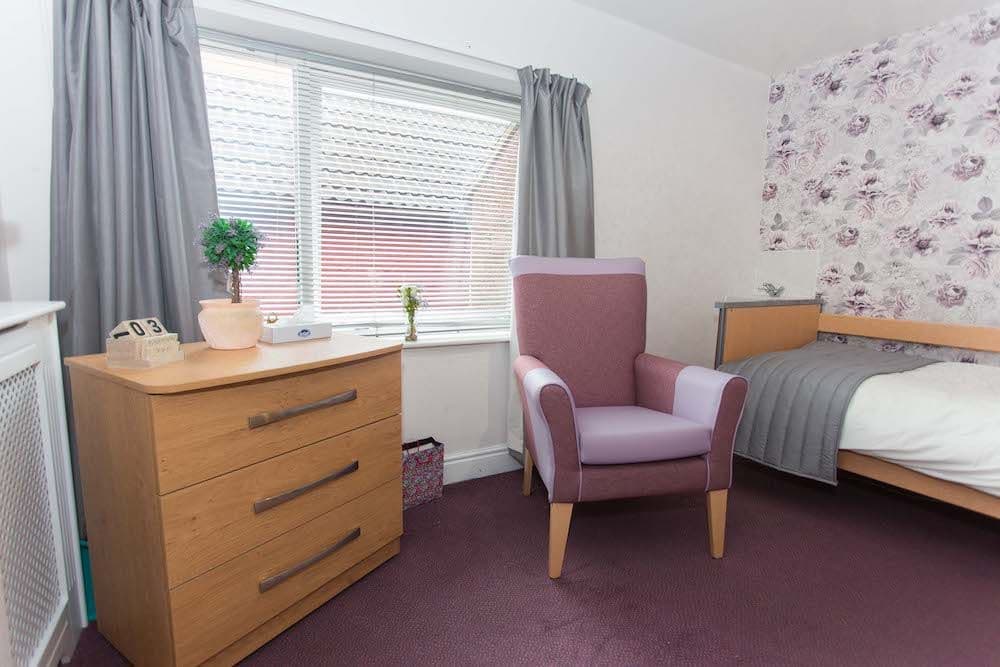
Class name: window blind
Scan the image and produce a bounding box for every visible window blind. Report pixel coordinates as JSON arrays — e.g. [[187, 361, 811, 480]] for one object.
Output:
[[200, 38, 520, 335]]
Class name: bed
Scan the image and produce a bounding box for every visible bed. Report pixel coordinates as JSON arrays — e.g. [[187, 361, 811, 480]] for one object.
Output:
[[714, 299, 1000, 519]]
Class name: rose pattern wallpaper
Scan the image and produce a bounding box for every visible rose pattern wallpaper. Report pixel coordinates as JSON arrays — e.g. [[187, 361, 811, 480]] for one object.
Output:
[[761, 6, 1000, 365]]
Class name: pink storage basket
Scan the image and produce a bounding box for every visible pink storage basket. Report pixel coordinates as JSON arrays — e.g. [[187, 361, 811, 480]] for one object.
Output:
[[402, 437, 444, 509]]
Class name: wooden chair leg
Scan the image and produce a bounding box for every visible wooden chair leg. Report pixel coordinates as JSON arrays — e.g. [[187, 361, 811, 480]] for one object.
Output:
[[521, 448, 534, 496], [548, 502, 573, 579], [706, 489, 728, 559]]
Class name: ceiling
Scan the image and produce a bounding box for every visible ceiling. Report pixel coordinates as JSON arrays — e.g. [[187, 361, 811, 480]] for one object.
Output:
[[573, 0, 993, 74]]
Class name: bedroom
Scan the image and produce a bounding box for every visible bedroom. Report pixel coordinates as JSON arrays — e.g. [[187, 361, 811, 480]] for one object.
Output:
[[0, 0, 997, 665]]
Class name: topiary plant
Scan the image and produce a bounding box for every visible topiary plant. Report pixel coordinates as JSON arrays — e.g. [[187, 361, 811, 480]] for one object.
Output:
[[201, 217, 261, 303]]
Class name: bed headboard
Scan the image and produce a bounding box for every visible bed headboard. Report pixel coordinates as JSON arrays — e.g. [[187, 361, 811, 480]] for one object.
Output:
[[715, 299, 1000, 366], [818, 314, 1000, 354], [714, 299, 821, 366]]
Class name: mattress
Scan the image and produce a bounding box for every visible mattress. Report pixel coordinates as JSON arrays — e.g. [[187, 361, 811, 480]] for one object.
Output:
[[841, 362, 1000, 497]]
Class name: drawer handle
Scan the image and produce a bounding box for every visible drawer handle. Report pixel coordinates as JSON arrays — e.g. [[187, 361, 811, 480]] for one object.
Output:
[[258, 527, 361, 593], [248, 389, 358, 429], [252, 460, 360, 514]]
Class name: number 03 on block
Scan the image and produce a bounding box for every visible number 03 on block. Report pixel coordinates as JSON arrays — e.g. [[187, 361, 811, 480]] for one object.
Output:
[[106, 318, 184, 369]]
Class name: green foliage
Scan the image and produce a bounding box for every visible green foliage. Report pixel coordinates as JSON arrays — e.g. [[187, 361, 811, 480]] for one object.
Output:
[[201, 217, 262, 303], [397, 285, 424, 320], [201, 217, 260, 272]]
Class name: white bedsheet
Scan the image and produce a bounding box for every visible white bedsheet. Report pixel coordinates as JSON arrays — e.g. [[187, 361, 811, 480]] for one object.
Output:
[[841, 362, 1000, 497]]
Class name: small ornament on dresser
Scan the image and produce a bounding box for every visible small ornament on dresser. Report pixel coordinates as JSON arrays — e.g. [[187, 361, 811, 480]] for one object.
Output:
[[759, 282, 786, 298], [197, 216, 263, 350], [397, 284, 425, 342], [105, 318, 184, 368]]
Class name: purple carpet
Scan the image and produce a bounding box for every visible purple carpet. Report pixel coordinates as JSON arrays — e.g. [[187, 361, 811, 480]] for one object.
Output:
[[70, 462, 999, 666]]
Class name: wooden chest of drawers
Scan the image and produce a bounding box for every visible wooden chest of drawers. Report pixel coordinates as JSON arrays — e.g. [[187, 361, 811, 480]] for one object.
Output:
[[66, 335, 403, 666]]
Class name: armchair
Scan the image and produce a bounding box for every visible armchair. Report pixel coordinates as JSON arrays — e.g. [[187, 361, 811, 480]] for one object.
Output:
[[511, 256, 748, 578]]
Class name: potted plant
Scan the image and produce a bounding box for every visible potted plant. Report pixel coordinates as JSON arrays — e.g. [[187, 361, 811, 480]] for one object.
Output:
[[197, 217, 263, 350], [397, 285, 424, 342]]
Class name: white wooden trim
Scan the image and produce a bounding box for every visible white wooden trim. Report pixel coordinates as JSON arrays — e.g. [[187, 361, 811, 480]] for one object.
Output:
[[443, 444, 521, 485], [0, 301, 65, 331], [400, 330, 509, 350], [0, 304, 85, 666], [33, 313, 88, 629]]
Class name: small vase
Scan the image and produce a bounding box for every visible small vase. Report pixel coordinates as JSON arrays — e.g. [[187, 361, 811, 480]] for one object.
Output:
[[405, 318, 417, 342], [197, 298, 262, 350]]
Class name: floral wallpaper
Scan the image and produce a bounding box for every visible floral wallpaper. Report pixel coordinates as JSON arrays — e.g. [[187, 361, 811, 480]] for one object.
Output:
[[761, 6, 1000, 365]]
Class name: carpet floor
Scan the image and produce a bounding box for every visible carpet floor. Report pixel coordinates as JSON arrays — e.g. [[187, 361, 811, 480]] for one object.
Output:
[[69, 462, 999, 666]]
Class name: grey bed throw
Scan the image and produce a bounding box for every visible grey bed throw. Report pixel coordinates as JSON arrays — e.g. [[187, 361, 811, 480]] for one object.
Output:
[[720, 342, 937, 484]]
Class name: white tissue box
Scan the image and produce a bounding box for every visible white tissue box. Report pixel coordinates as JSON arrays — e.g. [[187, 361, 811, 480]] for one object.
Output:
[[259, 321, 333, 344]]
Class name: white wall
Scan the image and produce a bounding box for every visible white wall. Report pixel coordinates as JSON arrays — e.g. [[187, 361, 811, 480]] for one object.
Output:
[[753, 251, 821, 300], [402, 342, 518, 481], [0, 0, 54, 301]]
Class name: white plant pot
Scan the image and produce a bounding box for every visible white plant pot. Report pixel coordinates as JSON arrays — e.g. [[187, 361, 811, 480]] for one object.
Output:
[[197, 298, 262, 350]]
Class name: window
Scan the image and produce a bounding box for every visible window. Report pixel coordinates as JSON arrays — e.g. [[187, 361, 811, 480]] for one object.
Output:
[[200, 37, 520, 336]]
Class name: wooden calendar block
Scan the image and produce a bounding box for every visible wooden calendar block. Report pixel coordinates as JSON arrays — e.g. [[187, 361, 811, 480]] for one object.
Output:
[[106, 318, 183, 369]]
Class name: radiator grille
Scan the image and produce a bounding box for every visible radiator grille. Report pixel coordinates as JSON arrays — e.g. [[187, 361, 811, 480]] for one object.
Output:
[[0, 365, 63, 666]]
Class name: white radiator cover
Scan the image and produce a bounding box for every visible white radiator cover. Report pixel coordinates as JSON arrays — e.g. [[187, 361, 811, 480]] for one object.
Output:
[[0, 303, 85, 666]]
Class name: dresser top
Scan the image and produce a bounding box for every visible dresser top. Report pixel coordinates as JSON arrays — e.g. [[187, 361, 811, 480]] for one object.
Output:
[[65, 334, 401, 394]]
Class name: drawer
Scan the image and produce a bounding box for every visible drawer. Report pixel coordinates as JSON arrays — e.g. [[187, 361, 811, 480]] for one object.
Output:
[[151, 351, 400, 493], [161, 415, 401, 588], [170, 478, 402, 667]]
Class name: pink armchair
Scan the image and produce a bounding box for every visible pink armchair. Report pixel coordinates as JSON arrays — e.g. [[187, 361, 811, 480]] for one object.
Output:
[[511, 256, 748, 578]]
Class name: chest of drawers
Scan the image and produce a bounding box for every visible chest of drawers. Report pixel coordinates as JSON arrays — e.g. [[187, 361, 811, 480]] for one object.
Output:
[[66, 335, 402, 666]]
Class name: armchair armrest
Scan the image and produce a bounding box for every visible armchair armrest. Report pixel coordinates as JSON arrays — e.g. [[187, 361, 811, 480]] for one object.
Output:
[[513, 355, 581, 502], [635, 353, 748, 490]]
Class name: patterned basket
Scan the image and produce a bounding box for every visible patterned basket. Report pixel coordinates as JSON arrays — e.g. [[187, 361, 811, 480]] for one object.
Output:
[[402, 437, 444, 510]]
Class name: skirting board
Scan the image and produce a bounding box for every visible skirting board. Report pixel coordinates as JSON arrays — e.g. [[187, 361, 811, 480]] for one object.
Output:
[[443, 444, 521, 485]]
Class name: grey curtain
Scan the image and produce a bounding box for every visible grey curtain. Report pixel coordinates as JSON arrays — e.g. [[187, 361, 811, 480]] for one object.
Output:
[[509, 67, 595, 458], [51, 0, 221, 357], [515, 66, 595, 257]]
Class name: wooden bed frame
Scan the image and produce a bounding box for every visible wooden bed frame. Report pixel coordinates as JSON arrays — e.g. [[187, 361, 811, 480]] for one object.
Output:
[[714, 299, 1000, 520]]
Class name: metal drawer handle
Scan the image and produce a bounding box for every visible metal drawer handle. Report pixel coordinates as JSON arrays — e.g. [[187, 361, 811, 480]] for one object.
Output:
[[253, 460, 360, 514], [259, 527, 361, 593], [248, 389, 357, 429]]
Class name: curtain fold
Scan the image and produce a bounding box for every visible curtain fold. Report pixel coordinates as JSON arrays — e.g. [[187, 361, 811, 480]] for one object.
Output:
[[515, 66, 595, 257], [51, 0, 221, 357], [508, 66, 595, 455]]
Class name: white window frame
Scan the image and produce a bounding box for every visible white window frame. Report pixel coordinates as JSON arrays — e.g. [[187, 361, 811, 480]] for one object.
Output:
[[200, 31, 521, 343]]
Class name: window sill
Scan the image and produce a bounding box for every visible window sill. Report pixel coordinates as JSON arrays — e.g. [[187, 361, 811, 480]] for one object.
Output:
[[394, 330, 510, 350]]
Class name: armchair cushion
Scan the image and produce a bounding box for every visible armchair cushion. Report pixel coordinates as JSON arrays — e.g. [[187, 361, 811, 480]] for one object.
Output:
[[576, 406, 711, 465]]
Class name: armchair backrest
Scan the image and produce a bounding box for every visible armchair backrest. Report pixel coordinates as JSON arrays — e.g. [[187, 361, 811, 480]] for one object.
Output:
[[511, 256, 647, 407]]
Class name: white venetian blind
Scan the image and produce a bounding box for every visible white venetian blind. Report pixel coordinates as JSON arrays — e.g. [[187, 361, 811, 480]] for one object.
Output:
[[201, 38, 520, 335]]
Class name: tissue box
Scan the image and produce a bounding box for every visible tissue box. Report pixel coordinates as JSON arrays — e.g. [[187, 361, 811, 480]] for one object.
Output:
[[259, 321, 333, 344]]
